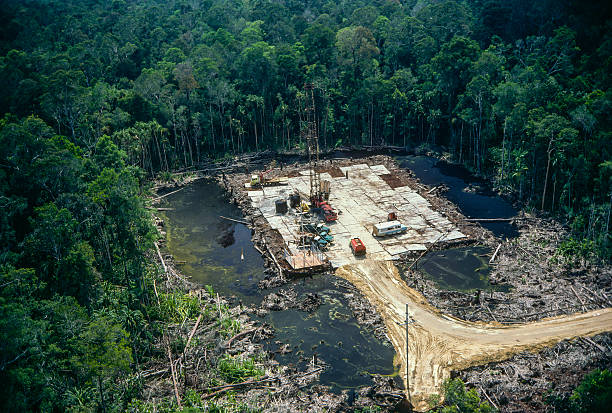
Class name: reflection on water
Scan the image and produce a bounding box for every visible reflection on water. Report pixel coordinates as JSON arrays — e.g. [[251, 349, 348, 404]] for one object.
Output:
[[159, 179, 395, 391], [417, 246, 510, 292], [396, 155, 519, 238], [264, 275, 397, 392], [159, 179, 265, 303]]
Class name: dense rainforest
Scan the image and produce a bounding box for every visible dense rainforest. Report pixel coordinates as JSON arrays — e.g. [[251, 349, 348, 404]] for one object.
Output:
[[0, 0, 611, 411]]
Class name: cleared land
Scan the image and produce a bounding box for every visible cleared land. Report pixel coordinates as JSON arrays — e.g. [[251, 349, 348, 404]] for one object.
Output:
[[336, 260, 612, 411], [247, 163, 465, 267], [238, 159, 612, 410]]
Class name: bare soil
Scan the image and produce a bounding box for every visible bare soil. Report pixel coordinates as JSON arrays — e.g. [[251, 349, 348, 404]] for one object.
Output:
[[336, 260, 612, 412]]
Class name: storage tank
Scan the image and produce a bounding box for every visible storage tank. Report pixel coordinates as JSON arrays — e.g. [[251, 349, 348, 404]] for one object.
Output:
[[275, 199, 288, 214]]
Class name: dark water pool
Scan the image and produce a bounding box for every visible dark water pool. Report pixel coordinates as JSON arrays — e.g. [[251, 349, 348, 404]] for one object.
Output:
[[396, 155, 519, 239], [159, 180, 266, 304], [265, 275, 397, 391], [415, 246, 510, 292], [159, 179, 396, 392]]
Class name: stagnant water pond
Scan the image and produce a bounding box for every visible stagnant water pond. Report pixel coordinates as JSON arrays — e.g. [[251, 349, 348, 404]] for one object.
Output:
[[159, 180, 396, 392], [158, 155, 518, 393]]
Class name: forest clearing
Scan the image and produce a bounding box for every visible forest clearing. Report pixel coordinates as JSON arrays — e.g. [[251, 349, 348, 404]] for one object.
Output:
[[2, 1, 611, 412], [216, 153, 612, 411]]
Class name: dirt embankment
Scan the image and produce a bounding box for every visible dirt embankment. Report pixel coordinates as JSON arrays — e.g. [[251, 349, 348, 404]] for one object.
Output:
[[336, 260, 612, 412]]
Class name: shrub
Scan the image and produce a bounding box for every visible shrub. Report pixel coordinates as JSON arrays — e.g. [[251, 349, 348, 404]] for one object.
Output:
[[217, 354, 263, 384]]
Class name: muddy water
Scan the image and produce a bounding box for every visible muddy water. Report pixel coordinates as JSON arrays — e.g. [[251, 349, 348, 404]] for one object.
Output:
[[266, 276, 396, 392], [159, 179, 395, 391]]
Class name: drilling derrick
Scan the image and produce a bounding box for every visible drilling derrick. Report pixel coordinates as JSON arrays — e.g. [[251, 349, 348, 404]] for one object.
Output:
[[301, 84, 322, 204]]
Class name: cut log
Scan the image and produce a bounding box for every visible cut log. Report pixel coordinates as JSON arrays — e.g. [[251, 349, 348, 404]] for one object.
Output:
[[489, 243, 502, 264], [465, 218, 514, 222], [152, 186, 186, 201], [220, 215, 249, 225]]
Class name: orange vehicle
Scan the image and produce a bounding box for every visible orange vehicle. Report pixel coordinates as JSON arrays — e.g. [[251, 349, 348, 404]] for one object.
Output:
[[350, 238, 366, 256]]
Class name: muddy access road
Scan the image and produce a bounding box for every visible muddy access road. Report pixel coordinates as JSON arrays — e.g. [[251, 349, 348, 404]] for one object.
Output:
[[336, 260, 612, 411]]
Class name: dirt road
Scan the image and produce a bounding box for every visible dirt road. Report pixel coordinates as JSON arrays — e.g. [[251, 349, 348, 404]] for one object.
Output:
[[335, 260, 612, 411]]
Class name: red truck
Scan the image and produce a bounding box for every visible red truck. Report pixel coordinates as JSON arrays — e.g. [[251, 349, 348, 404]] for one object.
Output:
[[350, 238, 366, 256]]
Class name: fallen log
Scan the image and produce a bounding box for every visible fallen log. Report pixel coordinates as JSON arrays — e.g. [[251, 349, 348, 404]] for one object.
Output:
[[570, 285, 587, 312], [408, 228, 452, 271], [183, 313, 203, 354], [216, 293, 222, 320], [226, 327, 259, 348], [263, 238, 283, 277], [581, 284, 609, 306], [479, 386, 499, 410], [220, 215, 249, 225], [375, 392, 405, 399], [152, 279, 161, 307], [602, 291, 612, 307], [502, 304, 586, 322], [580, 336, 607, 353], [166, 341, 182, 408], [203, 376, 275, 398], [484, 304, 498, 322], [489, 243, 502, 264], [205, 376, 271, 392], [154, 242, 167, 275], [152, 186, 186, 201], [140, 368, 169, 379], [465, 218, 515, 222], [297, 366, 324, 378]]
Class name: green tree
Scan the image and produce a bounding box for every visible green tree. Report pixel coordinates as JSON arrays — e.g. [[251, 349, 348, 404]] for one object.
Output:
[[438, 378, 495, 412]]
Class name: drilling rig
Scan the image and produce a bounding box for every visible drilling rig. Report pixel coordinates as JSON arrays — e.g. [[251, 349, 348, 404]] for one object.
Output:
[[301, 84, 322, 204], [300, 84, 336, 222]]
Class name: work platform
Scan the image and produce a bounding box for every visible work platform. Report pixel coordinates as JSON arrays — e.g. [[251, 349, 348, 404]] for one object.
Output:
[[284, 247, 326, 270], [247, 164, 466, 268]]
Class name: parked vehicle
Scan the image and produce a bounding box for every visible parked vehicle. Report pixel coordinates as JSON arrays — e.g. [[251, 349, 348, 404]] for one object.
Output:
[[372, 220, 407, 237], [350, 238, 366, 256]]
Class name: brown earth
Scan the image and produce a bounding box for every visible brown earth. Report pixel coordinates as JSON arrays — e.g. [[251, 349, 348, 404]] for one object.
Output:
[[335, 260, 612, 411]]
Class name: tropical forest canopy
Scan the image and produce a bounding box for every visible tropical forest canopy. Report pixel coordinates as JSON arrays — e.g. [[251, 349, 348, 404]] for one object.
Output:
[[0, 0, 611, 411]]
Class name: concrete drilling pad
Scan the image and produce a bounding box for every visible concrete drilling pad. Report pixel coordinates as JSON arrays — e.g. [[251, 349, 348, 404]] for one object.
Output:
[[247, 164, 466, 268]]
